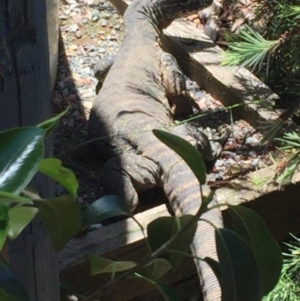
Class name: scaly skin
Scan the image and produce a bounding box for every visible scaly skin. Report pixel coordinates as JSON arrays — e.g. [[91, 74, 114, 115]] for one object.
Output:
[[88, 0, 223, 300], [93, 51, 198, 116]]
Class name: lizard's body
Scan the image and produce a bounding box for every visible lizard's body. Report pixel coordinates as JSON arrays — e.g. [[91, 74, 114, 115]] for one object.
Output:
[[88, 1, 224, 300]]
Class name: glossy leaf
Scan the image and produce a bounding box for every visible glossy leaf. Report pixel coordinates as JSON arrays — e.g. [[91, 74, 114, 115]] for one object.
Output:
[[227, 205, 282, 295], [0, 127, 44, 194], [82, 195, 132, 227], [140, 258, 172, 280], [88, 255, 136, 275], [0, 191, 32, 205], [37, 108, 68, 137], [39, 158, 78, 198], [153, 129, 206, 184], [36, 196, 81, 250], [147, 215, 196, 266], [8, 207, 38, 240], [0, 266, 29, 301], [135, 274, 183, 301], [0, 205, 9, 250], [215, 228, 262, 301], [0, 229, 7, 251]]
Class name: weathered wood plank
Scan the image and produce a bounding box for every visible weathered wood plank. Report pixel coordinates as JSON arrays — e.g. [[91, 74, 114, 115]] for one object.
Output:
[[162, 22, 280, 127], [0, 0, 59, 300]]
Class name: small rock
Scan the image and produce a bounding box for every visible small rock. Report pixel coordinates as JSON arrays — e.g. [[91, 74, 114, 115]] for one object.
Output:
[[81, 66, 92, 75], [68, 119, 74, 127], [195, 90, 204, 99], [215, 159, 224, 168], [69, 24, 79, 32], [245, 136, 260, 146], [58, 81, 65, 89], [69, 44, 78, 50], [224, 158, 235, 166], [89, 51, 98, 57], [98, 47, 106, 53], [83, 101, 94, 110], [80, 89, 95, 98], [75, 30, 82, 39], [86, 0, 98, 6], [62, 88, 69, 97], [82, 18, 89, 24], [92, 9, 100, 21], [72, 110, 80, 117], [248, 150, 257, 158], [99, 3, 109, 10], [59, 15, 68, 20], [109, 35, 118, 41], [252, 158, 261, 167], [100, 12, 111, 19], [101, 19, 108, 27], [76, 77, 94, 87]]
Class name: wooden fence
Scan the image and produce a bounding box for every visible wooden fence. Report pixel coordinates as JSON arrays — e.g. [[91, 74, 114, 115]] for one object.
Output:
[[0, 0, 59, 300]]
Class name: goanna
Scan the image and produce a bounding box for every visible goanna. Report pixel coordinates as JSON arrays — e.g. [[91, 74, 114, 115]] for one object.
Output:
[[88, 0, 225, 300]]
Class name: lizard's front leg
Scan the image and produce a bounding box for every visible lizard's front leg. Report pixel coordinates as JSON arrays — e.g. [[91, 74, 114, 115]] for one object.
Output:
[[160, 52, 199, 117], [100, 153, 159, 211], [93, 55, 116, 94], [171, 123, 230, 162]]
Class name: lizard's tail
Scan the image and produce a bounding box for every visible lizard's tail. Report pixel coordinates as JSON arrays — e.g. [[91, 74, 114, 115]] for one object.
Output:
[[161, 158, 222, 301]]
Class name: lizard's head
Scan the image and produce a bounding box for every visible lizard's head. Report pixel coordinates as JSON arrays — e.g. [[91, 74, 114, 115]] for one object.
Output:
[[157, 0, 214, 28]]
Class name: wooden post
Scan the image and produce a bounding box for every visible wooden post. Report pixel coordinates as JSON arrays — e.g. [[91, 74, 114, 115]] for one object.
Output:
[[0, 0, 59, 300]]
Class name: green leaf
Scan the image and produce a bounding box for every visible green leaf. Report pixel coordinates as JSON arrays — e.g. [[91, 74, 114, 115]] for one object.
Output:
[[88, 255, 136, 275], [147, 215, 196, 267], [0, 266, 30, 301], [82, 195, 132, 227], [140, 258, 172, 281], [0, 228, 8, 251], [0, 205, 9, 250], [154, 282, 182, 301], [227, 206, 282, 296], [0, 127, 45, 194], [215, 228, 262, 301], [36, 196, 81, 250], [38, 158, 78, 198], [135, 274, 183, 301], [221, 26, 279, 72], [37, 108, 68, 137], [153, 129, 206, 184], [8, 207, 38, 240], [0, 191, 32, 205]]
